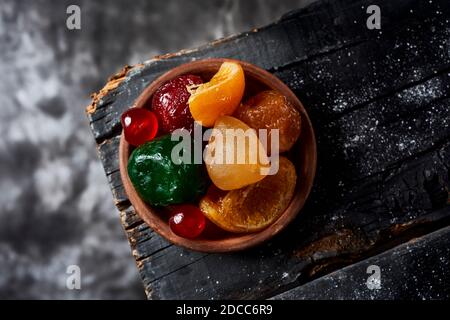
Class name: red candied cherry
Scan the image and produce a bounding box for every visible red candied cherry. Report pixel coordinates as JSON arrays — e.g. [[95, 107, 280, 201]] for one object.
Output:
[[152, 74, 202, 133], [169, 205, 206, 239], [121, 108, 158, 146]]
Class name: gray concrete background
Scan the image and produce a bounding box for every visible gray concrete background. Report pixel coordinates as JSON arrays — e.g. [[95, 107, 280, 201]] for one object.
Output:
[[0, 0, 315, 299]]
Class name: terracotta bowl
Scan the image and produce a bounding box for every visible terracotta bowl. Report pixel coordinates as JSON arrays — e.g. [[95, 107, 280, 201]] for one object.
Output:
[[119, 58, 317, 253]]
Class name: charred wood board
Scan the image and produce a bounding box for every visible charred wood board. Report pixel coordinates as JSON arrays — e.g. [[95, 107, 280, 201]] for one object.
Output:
[[86, 0, 450, 299], [272, 225, 450, 300]]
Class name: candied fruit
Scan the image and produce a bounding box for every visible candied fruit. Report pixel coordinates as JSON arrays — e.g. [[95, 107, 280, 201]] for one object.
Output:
[[121, 108, 158, 147], [169, 205, 206, 239], [152, 74, 203, 133], [199, 157, 297, 233], [128, 135, 208, 206], [188, 61, 245, 127], [204, 116, 269, 190], [234, 90, 301, 153]]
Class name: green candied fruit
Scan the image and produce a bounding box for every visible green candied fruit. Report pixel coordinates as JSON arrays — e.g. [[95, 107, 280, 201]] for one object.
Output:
[[127, 134, 208, 206]]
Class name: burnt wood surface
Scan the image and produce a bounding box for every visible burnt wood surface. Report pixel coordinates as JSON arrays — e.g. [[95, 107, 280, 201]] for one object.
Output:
[[272, 225, 450, 300], [87, 0, 450, 299]]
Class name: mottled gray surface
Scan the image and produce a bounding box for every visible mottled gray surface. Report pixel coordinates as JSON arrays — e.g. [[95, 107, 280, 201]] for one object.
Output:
[[0, 0, 314, 299]]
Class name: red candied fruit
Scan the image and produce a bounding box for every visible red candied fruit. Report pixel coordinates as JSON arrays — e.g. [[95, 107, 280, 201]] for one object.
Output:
[[121, 108, 158, 147], [151, 74, 203, 133], [169, 204, 206, 239]]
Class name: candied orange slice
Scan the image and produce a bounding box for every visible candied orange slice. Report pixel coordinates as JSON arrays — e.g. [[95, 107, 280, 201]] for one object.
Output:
[[199, 157, 297, 233], [234, 90, 301, 153], [204, 116, 269, 190], [188, 61, 245, 127]]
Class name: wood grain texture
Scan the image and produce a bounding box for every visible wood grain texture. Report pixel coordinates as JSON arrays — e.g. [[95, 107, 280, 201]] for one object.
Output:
[[87, 0, 450, 299], [272, 225, 450, 300]]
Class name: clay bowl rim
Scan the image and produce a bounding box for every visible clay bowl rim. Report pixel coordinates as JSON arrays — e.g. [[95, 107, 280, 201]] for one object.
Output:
[[119, 58, 317, 253]]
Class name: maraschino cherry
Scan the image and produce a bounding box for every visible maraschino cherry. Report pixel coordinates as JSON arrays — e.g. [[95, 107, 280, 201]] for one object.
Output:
[[169, 205, 206, 239], [121, 108, 158, 146]]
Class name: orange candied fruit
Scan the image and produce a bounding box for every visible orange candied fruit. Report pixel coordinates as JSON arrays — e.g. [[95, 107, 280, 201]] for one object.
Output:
[[188, 61, 245, 127], [234, 90, 301, 153], [199, 156, 297, 233]]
